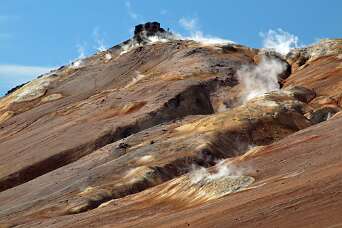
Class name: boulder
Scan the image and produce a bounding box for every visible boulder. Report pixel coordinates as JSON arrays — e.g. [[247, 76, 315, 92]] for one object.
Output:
[[305, 105, 341, 124], [286, 86, 316, 103]]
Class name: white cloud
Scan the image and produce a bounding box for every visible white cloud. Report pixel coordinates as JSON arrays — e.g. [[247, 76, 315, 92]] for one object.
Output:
[[0, 64, 53, 78], [260, 29, 300, 55], [0, 64, 54, 95]]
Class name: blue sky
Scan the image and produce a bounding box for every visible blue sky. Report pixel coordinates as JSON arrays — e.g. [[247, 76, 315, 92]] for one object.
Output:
[[1, 0, 341, 95]]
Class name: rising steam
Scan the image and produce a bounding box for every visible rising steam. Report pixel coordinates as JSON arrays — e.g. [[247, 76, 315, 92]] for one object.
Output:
[[237, 57, 286, 102], [93, 27, 107, 52], [70, 45, 86, 69], [184, 31, 234, 45], [179, 17, 234, 45], [119, 18, 234, 56], [260, 29, 300, 55], [190, 161, 246, 184], [125, 71, 146, 88], [120, 32, 173, 55]]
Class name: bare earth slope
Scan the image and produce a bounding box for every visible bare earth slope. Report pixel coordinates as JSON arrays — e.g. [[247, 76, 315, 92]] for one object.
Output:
[[0, 24, 341, 227]]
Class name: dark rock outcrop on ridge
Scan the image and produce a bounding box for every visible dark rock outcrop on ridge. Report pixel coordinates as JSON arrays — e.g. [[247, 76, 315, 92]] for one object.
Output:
[[134, 21, 170, 43]]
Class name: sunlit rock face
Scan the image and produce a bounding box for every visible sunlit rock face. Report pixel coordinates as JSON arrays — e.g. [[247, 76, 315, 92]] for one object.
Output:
[[0, 23, 342, 228], [284, 39, 342, 98]]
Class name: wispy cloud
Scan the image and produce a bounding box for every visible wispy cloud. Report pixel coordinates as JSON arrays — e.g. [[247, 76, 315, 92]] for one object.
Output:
[[0, 64, 54, 95], [260, 29, 300, 55], [125, 1, 141, 21], [0, 64, 53, 80]]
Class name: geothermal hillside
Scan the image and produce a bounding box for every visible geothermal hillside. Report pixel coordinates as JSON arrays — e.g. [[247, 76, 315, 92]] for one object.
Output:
[[0, 22, 342, 227]]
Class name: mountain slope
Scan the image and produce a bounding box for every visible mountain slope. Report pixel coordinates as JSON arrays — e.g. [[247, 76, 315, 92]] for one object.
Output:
[[0, 23, 341, 228]]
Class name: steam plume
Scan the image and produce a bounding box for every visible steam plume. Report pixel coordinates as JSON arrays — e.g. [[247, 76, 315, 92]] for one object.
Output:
[[125, 71, 146, 88], [237, 57, 286, 102], [93, 27, 107, 52], [71, 45, 86, 69], [119, 33, 173, 55], [179, 17, 234, 45], [190, 161, 246, 184], [260, 29, 300, 55]]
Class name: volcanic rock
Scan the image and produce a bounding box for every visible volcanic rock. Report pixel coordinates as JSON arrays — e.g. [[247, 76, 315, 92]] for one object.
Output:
[[133, 21, 169, 44], [0, 24, 342, 228]]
